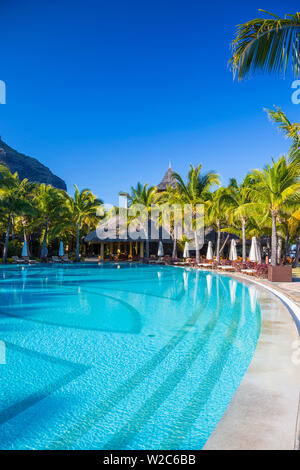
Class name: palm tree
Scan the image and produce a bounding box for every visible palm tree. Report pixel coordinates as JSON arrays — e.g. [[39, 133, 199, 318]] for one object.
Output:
[[264, 107, 300, 164], [33, 184, 67, 260], [0, 170, 34, 263], [219, 177, 253, 263], [229, 10, 300, 80], [206, 187, 227, 263], [236, 157, 300, 266], [172, 165, 219, 263], [120, 183, 159, 258], [65, 185, 102, 262], [154, 185, 184, 259]]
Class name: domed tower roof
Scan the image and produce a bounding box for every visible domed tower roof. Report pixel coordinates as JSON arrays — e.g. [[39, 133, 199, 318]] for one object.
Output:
[[157, 163, 176, 192]]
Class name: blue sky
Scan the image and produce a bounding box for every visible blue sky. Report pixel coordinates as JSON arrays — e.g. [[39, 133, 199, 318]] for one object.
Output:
[[0, 0, 299, 203]]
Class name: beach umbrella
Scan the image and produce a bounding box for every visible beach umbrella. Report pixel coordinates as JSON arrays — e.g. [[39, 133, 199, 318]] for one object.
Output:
[[22, 240, 28, 257], [206, 241, 213, 260], [229, 239, 238, 261], [157, 241, 164, 257], [59, 241, 64, 257], [183, 242, 189, 258], [249, 236, 260, 262]]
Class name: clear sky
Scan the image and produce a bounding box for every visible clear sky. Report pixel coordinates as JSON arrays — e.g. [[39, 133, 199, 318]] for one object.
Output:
[[0, 0, 299, 204]]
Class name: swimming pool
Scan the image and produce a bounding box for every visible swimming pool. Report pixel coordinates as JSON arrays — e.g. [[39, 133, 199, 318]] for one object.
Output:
[[0, 263, 261, 450]]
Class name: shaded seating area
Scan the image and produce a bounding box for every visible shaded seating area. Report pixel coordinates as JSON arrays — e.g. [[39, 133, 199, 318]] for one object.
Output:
[[84, 214, 173, 260]]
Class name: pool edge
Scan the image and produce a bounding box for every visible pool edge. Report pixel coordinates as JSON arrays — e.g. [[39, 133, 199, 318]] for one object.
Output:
[[198, 270, 300, 451]]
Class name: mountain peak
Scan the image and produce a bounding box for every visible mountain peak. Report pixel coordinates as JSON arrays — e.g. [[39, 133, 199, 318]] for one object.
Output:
[[0, 137, 67, 190]]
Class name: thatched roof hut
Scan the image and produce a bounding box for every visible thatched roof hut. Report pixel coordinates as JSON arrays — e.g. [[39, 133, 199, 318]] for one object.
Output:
[[157, 163, 176, 192], [85, 215, 173, 243]]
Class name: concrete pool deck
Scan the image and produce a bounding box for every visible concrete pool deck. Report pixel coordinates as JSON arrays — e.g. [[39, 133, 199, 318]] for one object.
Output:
[[203, 272, 300, 450]]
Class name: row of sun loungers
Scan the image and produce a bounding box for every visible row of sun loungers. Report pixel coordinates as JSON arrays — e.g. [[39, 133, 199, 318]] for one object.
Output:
[[197, 262, 258, 276], [12, 256, 39, 264], [51, 255, 72, 263], [12, 255, 72, 264]]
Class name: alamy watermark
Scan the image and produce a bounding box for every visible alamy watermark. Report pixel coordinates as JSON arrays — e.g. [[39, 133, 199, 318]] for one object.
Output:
[[291, 80, 300, 104], [96, 198, 205, 250], [0, 80, 6, 104]]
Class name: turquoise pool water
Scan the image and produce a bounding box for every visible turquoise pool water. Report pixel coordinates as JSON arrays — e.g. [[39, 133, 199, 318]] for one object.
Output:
[[0, 263, 261, 450]]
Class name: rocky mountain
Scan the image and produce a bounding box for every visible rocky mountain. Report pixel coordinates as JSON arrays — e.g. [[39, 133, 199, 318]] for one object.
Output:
[[0, 137, 67, 190]]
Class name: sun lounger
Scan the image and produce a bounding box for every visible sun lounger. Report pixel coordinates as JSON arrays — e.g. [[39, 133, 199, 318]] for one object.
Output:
[[241, 269, 256, 275], [220, 266, 235, 271], [22, 256, 39, 264], [198, 263, 212, 267], [52, 256, 62, 263], [12, 256, 25, 264], [61, 255, 72, 263]]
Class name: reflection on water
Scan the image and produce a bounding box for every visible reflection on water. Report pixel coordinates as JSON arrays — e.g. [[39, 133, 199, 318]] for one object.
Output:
[[206, 274, 212, 296], [229, 279, 237, 305]]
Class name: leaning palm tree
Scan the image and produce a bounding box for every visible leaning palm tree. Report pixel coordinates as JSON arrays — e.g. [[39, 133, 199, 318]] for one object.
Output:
[[65, 185, 102, 262], [0, 170, 34, 263], [120, 183, 159, 258], [229, 10, 300, 80], [236, 156, 300, 266], [172, 165, 219, 263]]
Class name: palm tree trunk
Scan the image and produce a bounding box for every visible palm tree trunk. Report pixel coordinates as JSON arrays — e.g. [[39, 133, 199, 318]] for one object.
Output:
[[257, 238, 262, 262], [3, 216, 11, 264], [283, 230, 289, 264], [41, 221, 48, 261], [242, 218, 246, 263], [194, 230, 200, 263], [172, 237, 177, 259], [266, 236, 271, 262], [216, 219, 221, 263], [75, 225, 80, 262], [271, 211, 278, 266], [292, 237, 300, 268], [219, 233, 230, 256], [277, 235, 282, 264]]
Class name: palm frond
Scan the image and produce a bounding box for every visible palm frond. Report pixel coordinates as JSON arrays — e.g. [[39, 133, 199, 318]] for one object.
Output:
[[229, 10, 300, 80]]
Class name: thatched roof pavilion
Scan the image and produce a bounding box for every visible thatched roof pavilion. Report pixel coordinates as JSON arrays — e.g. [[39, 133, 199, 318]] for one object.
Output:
[[157, 163, 176, 192]]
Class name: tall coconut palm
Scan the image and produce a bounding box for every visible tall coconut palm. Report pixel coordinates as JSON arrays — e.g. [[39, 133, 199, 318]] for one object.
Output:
[[172, 165, 219, 263], [236, 157, 300, 266], [230, 10, 300, 80], [120, 183, 159, 258], [219, 177, 253, 263], [65, 185, 102, 262], [33, 184, 67, 260], [206, 187, 227, 263], [154, 185, 183, 259], [0, 170, 34, 263]]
